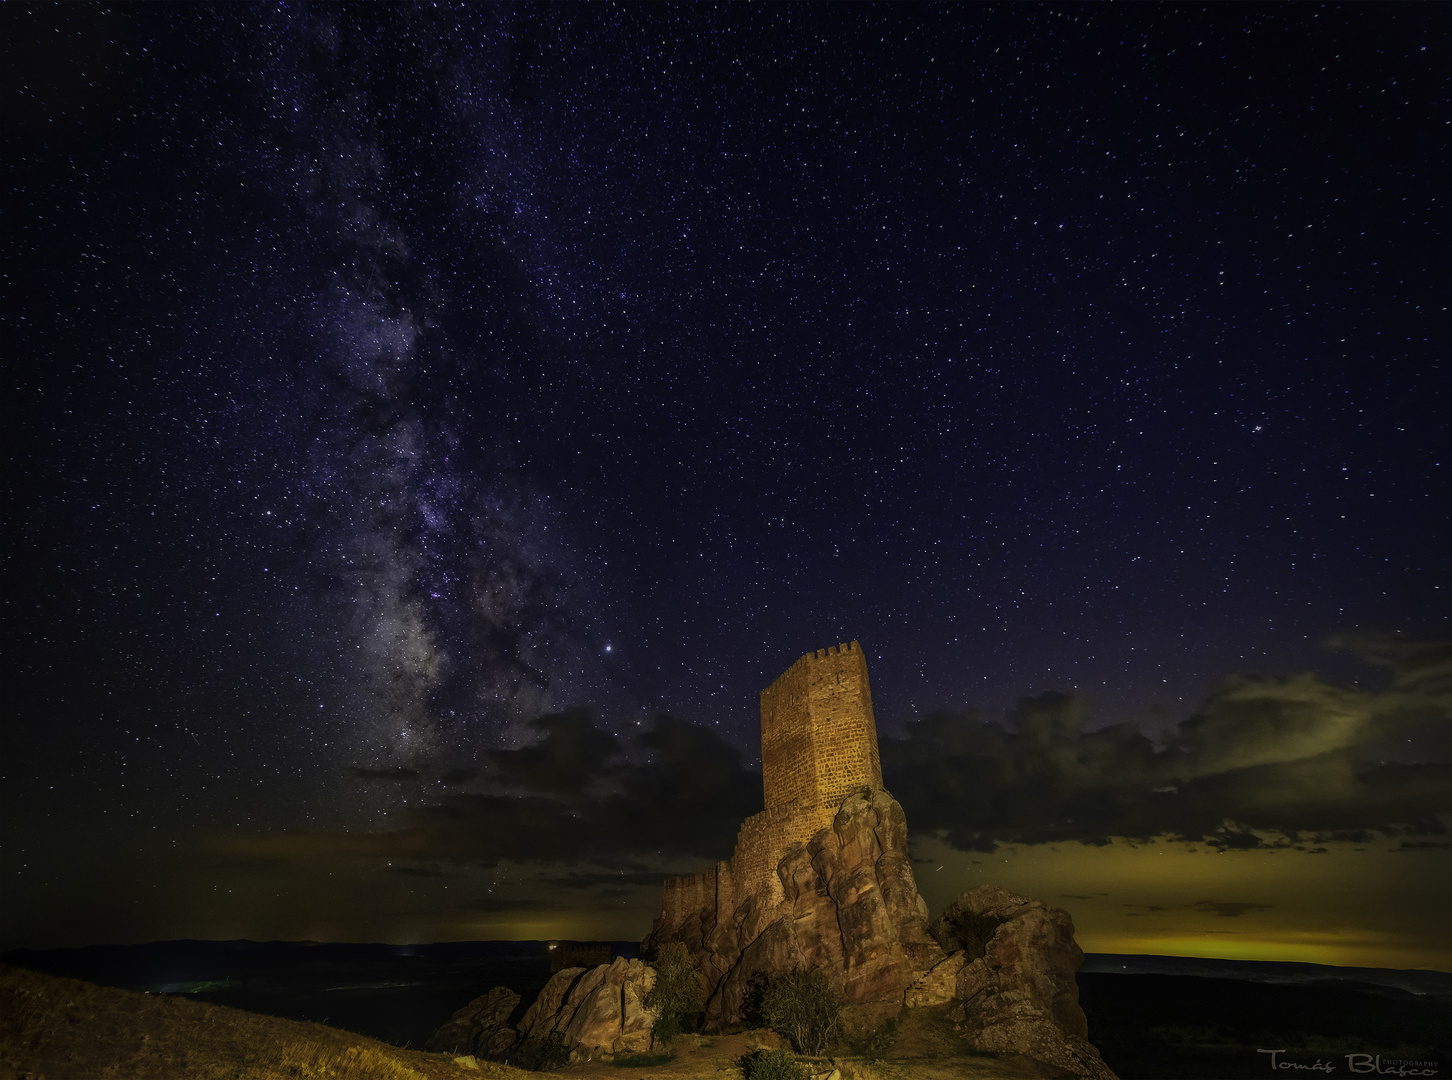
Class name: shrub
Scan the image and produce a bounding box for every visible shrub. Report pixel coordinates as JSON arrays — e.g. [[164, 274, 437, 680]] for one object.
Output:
[[935, 910, 1005, 959], [644, 941, 706, 1042], [741, 1046, 808, 1080], [760, 968, 844, 1055], [742, 969, 771, 1026], [506, 1030, 571, 1071], [609, 1050, 675, 1068], [860, 1016, 897, 1059]]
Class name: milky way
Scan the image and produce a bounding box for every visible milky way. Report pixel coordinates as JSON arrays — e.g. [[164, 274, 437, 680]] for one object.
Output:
[[3, 4, 1446, 949]]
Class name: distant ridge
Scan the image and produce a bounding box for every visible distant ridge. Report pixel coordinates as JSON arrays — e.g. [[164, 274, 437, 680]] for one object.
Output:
[[1083, 953, 1452, 1000]]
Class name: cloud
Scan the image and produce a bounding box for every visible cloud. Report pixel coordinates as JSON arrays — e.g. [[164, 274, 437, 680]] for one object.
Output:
[[544, 869, 669, 890], [882, 649, 1451, 851], [1192, 900, 1273, 918], [470, 895, 548, 913], [489, 708, 620, 793], [1329, 630, 1452, 692], [209, 644, 1449, 867], [207, 711, 760, 868]]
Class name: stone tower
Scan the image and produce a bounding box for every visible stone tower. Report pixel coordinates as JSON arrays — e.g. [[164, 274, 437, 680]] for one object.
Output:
[[646, 641, 949, 1027], [760, 641, 883, 811], [655, 641, 890, 927]]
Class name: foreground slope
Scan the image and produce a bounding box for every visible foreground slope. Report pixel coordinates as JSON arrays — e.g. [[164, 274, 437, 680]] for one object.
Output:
[[0, 964, 1080, 1080], [0, 965, 524, 1080]]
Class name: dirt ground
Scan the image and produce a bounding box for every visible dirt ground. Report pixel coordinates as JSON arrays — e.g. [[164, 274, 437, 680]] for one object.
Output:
[[551, 1041, 1073, 1080], [549, 1013, 1078, 1080]]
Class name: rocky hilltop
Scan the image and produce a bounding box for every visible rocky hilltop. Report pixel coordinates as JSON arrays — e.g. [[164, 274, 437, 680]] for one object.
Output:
[[643, 783, 1113, 1079], [643, 643, 1113, 1077], [439, 643, 1114, 1077]]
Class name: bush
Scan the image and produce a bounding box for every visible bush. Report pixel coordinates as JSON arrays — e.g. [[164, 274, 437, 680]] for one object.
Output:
[[742, 970, 771, 1026], [760, 968, 844, 1055], [741, 1046, 808, 1080], [505, 1031, 571, 1071], [644, 941, 706, 1042], [935, 910, 1006, 959], [859, 1016, 897, 1059], [609, 1050, 675, 1068]]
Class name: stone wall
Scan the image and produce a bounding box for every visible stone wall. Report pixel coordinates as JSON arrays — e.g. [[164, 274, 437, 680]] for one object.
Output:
[[660, 869, 717, 931], [728, 800, 839, 909]]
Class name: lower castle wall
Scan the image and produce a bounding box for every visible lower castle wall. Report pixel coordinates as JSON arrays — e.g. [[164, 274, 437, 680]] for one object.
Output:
[[659, 799, 845, 932], [729, 801, 838, 909], [661, 869, 713, 929]]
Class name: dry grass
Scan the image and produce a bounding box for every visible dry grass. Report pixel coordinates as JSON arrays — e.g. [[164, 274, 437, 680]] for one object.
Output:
[[0, 965, 529, 1080]]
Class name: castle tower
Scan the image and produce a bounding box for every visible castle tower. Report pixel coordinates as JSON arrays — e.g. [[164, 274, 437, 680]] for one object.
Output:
[[759, 641, 883, 811]]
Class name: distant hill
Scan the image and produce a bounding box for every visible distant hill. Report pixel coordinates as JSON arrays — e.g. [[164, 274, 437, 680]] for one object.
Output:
[[1082, 953, 1452, 1001]]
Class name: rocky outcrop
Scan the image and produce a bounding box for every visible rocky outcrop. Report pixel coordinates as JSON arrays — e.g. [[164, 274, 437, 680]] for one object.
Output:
[[515, 956, 658, 1060], [932, 885, 1116, 1080], [425, 986, 520, 1058], [648, 787, 945, 1026]]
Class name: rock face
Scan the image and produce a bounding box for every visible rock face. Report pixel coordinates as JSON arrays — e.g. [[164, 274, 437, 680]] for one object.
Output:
[[904, 951, 968, 1008], [647, 787, 945, 1026], [425, 986, 519, 1058], [514, 956, 658, 1060], [931, 885, 1116, 1080]]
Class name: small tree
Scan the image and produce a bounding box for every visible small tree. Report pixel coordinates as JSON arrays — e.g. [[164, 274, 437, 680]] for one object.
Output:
[[760, 968, 843, 1055], [644, 941, 706, 1042]]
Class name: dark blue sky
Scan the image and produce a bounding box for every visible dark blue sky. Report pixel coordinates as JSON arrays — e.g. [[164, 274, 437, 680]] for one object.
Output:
[[3, 4, 1447, 948]]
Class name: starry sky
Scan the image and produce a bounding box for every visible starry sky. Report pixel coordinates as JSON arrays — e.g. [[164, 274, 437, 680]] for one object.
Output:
[[3, 4, 1448, 966]]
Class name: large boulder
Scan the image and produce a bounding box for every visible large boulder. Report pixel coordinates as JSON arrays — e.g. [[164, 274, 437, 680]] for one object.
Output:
[[426, 985, 520, 1057], [515, 956, 659, 1060], [934, 885, 1116, 1080]]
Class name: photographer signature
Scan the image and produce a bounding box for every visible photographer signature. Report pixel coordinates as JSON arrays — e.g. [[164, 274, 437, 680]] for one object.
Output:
[[1258, 1050, 1441, 1075]]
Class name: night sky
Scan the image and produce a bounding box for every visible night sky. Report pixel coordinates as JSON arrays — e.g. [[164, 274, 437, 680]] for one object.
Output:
[[4, 4, 1448, 968]]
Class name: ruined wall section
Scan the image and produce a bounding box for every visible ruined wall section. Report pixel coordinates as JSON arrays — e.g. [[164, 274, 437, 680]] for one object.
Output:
[[660, 869, 716, 931]]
